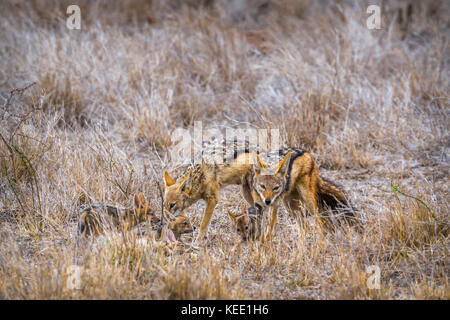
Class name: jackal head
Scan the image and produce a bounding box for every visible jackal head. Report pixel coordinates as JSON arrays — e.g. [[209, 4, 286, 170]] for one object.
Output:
[[163, 169, 194, 215], [251, 152, 292, 208], [168, 210, 195, 240], [134, 192, 160, 224], [227, 207, 252, 242]]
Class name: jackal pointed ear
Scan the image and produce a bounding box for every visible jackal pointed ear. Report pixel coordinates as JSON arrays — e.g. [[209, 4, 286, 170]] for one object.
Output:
[[163, 171, 176, 188], [256, 153, 268, 168], [134, 192, 147, 208], [275, 152, 292, 176], [252, 153, 266, 175], [167, 228, 176, 243], [178, 169, 192, 192], [227, 209, 236, 220]]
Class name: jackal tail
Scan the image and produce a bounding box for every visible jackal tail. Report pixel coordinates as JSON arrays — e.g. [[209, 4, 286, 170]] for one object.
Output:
[[78, 209, 99, 236], [78, 213, 87, 236], [317, 176, 358, 225], [317, 177, 348, 209]]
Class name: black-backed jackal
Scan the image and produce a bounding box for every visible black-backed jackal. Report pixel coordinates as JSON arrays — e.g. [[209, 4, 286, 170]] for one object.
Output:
[[163, 139, 258, 243], [78, 192, 160, 237], [247, 148, 356, 239], [150, 211, 197, 254], [130, 210, 195, 255], [227, 206, 263, 242], [153, 210, 195, 241]]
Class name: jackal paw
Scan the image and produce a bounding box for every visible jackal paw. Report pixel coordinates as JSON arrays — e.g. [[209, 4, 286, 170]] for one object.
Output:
[[193, 235, 208, 246]]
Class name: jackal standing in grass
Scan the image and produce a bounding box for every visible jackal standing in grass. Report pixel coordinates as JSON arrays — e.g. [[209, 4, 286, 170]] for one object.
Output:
[[227, 206, 263, 242], [78, 192, 160, 237], [248, 148, 356, 239], [163, 139, 258, 243]]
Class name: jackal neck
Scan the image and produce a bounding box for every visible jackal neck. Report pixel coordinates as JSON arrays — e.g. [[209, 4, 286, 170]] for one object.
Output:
[[183, 163, 205, 201], [259, 147, 307, 193]]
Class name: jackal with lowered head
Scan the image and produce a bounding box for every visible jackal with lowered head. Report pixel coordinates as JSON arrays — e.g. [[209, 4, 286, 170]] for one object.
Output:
[[163, 138, 259, 243]]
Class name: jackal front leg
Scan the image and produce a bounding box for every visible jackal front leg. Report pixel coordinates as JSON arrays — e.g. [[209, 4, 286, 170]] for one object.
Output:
[[265, 204, 279, 241], [241, 175, 255, 206], [195, 196, 218, 243]]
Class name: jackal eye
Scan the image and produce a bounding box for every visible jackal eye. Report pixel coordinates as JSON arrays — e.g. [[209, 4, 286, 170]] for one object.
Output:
[[245, 226, 249, 230], [169, 203, 176, 209], [237, 228, 240, 232], [259, 184, 266, 190], [273, 185, 280, 191], [184, 222, 188, 226]]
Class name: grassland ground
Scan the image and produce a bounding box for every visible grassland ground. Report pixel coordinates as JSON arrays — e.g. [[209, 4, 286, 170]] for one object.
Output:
[[0, 0, 448, 299]]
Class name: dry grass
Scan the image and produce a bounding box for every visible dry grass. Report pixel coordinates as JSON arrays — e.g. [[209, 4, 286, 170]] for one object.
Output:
[[0, 0, 448, 299]]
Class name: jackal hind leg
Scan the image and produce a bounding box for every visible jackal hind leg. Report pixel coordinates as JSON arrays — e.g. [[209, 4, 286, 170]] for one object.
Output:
[[282, 197, 304, 233], [297, 184, 325, 234]]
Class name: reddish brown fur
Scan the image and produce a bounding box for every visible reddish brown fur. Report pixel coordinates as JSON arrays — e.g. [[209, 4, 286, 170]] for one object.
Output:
[[163, 139, 258, 243], [251, 149, 355, 240]]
